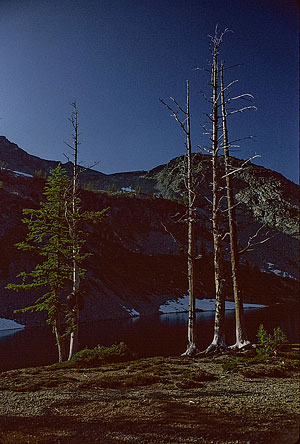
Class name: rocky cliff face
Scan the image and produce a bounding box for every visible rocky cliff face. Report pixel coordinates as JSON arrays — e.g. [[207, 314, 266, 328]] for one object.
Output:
[[0, 138, 298, 326]]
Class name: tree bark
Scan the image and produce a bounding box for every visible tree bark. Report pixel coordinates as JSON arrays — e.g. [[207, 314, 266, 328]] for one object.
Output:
[[182, 80, 197, 356], [160, 84, 198, 355], [220, 64, 249, 349], [68, 102, 80, 360], [54, 322, 66, 363], [54, 291, 66, 362], [203, 32, 227, 354]]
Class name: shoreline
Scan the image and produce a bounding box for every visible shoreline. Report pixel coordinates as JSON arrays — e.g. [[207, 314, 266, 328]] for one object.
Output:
[[0, 298, 271, 330]]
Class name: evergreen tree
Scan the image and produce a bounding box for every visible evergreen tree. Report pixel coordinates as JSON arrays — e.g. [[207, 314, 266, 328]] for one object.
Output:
[[7, 165, 74, 361], [6, 164, 106, 362]]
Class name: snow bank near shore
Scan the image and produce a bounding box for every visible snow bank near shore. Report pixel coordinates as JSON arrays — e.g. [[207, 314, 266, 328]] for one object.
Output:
[[0, 318, 25, 331], [121, 305, 140, 317], [159, 296, 266, 314]]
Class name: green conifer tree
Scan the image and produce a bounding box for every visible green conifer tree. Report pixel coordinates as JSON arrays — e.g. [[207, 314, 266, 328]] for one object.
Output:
[[7, 165, 73, 361], [6, 164, 106, 362]]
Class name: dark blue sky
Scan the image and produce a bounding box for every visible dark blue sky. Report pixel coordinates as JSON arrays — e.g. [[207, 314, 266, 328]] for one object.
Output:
[[0, 0, 298, 183]]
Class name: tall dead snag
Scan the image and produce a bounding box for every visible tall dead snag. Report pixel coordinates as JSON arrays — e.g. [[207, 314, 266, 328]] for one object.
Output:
[[220, 64, 248, 348], [207, 30, 227, 353], [64, 102, 107, 360], [184, 81, 197, 356], [160, 81, 197, 356], [220, 63, 258, 348], [66, 101, 80, 360], [198, 29, 228, 355]]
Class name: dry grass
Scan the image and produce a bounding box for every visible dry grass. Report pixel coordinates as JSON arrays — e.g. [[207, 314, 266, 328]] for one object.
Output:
[[0, 353, 299, 443]]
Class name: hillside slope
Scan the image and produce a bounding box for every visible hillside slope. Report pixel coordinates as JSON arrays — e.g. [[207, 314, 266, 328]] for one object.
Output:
[[0, 138, 298, 326], [1, 136, 298, 237]]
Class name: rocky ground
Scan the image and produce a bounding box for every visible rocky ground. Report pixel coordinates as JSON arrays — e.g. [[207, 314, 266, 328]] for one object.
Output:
[[0, 355, 299, 444]]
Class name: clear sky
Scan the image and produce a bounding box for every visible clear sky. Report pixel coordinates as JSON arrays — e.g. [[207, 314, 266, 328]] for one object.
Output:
[[0, 0, 298, 183]]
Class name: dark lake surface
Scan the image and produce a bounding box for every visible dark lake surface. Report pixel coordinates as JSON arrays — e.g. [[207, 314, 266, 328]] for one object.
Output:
[[0, 303, 299, 371]]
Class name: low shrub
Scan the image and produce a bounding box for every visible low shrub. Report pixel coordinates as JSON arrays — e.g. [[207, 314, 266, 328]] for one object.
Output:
[[128, 359, 164, 372], [123, 372, 161, 387], [256, 324, 288, 356], [80, 371, 162, 389], [240, 364, 288, 378], [223, 361, 240, 372], [278, 351, 300, 360], [281, 359, 299, 370], [222, 353, 299, 377], [71, 342, 135, 367], [177, 369, 217, 388], [181, 369, 217, 382]]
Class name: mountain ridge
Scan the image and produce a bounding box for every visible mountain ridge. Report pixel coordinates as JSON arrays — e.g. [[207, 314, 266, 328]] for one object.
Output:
[[1, 135, 298, 186]]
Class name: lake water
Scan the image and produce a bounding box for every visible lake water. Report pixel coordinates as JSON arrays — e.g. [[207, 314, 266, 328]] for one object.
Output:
[[0, 304, 298, 371]]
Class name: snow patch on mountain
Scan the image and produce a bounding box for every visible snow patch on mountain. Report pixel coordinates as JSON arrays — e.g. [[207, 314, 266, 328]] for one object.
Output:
[[13, 170, 33, 178], [263, 262, 297, 280], [121, 186, 135, 193]]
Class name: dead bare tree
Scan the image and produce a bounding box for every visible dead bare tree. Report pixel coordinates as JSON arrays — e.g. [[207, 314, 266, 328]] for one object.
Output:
[[64, 101, 80, 360], [238, 224, 276, 256], [160, 81, 198, 356], [201, 28, 228, 354], [220, 62, 260, 349], [197, 26, 262, 353], [220, 63, 248, 348]]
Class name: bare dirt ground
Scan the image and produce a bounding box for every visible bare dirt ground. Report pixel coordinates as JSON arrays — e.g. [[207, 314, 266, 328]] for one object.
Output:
[[0, 356, 299, 444]]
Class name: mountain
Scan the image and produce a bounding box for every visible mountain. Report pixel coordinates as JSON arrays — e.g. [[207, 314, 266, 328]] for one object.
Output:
[[0, 136, 298, 237], [0, 137, 299, 327]]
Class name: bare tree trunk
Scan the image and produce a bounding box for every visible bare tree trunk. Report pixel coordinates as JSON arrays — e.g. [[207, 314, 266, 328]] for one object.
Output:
[[182, 80, 197, 356], [68, 102, 80, 360], [54, 287, 66, 362], [160, 82, 197, 356], [220, 64, 249, 349], [204, 31, 227, 354], [54, 319, 66, 362]]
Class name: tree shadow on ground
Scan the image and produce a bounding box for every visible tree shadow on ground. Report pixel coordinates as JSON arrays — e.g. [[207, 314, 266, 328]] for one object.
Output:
[[0, 399, 298, 444]]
